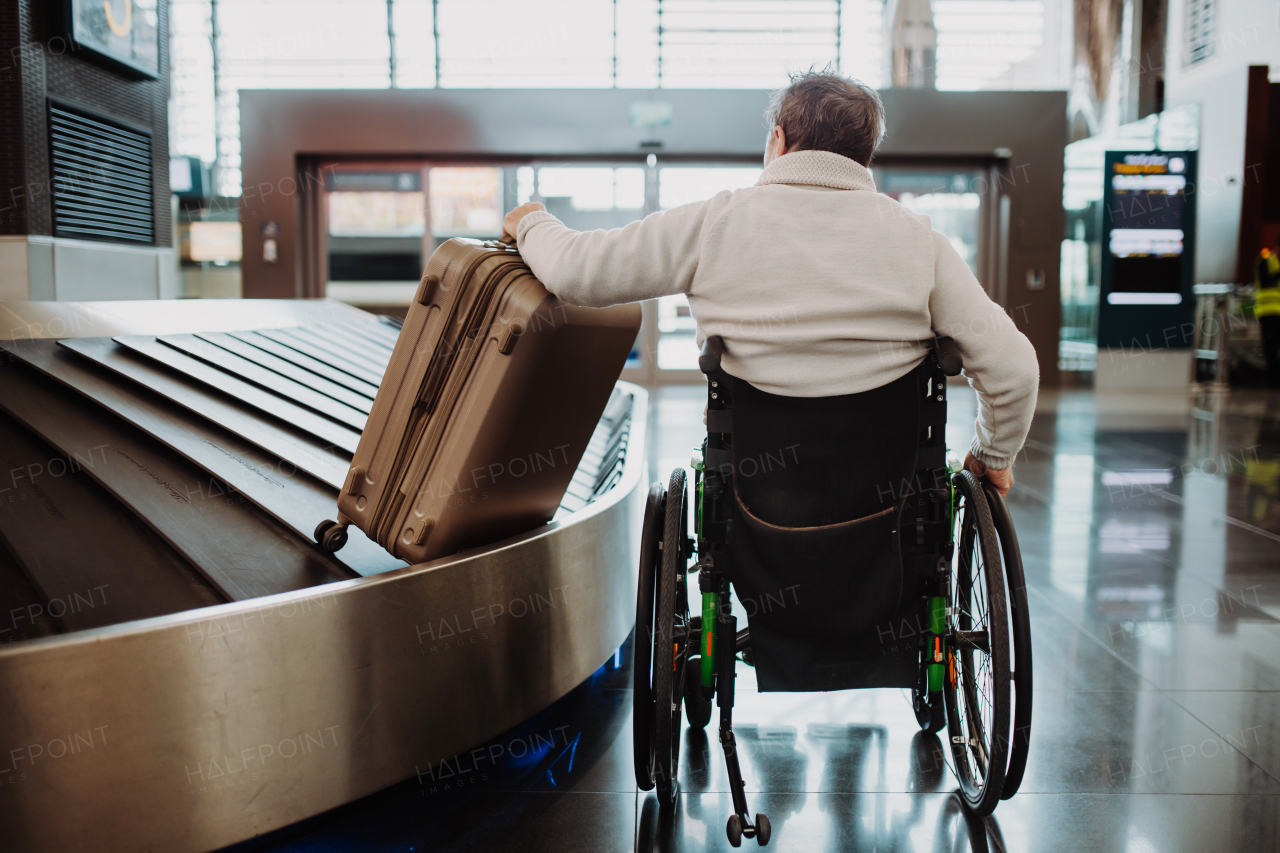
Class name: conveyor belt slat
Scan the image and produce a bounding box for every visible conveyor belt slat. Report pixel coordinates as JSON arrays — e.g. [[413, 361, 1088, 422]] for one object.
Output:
[[0, 362, 355, 600], [273, 326, 388, 377], [112, 335, 362, 454], [194, 332, 376, 414], [257, 327, 385, 387], [226, 330, 379, 399], [157, 334, 369, 431], [8, 340, 404, 578], [58, 337, 349, 488], [0, 411, 226, 627]]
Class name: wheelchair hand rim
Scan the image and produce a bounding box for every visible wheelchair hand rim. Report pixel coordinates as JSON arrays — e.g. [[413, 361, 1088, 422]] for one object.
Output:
[[653, 467, 689, 805], [944, 470, 1010, 816], [633, 483, 666, 791]]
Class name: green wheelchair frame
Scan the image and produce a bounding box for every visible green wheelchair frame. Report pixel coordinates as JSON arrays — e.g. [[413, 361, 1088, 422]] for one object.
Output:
[[633, 336, 1033, 847]]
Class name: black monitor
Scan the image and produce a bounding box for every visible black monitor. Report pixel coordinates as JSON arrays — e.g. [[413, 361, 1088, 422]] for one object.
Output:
[[1097, 150, 1197, 350]]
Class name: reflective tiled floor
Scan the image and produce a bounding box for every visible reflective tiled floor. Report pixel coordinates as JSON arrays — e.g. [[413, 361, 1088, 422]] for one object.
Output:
[[227, 384, 1280, 852]]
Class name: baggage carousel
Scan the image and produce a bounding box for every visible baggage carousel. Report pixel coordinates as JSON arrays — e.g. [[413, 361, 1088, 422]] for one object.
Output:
[[0, 299, 646, 853]]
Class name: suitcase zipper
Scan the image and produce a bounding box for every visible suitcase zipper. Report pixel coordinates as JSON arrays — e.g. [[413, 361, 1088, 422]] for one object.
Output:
[[387, 266, 526, 542], [370, 247, 509, 545], [370, 251, 525, 548], [416, 259, 521, 415]]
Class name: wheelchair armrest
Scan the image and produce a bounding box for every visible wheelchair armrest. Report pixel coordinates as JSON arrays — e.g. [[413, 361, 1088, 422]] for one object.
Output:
[[934, 336, 963, 376], [699, 335, 725, 375]]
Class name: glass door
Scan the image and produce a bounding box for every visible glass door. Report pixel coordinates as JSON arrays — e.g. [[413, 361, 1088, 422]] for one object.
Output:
[[322, 163, 430, 310], [321, 162, 509, 311]]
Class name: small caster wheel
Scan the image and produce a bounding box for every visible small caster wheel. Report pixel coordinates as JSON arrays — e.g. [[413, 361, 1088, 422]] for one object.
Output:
[[927, 696, 946, 734], [726, 814, 743, 848], [755, 813, 771, 846], [915, 690, 946, 734], [323, 525, 349, 553], [314, 520, 348, 553]]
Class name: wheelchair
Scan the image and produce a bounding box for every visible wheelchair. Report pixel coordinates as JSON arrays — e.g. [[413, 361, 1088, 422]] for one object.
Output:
[[633, 336, 1032, 846]]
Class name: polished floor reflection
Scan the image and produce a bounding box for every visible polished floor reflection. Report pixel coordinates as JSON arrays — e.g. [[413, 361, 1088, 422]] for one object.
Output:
[[226, 384, 1280, 852]]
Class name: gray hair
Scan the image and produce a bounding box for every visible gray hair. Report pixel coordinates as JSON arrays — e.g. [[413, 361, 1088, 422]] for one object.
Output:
[[764, 69, 886, 166]]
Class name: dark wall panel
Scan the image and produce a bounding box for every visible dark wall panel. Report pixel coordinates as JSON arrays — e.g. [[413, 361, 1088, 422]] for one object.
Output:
[[0, 1, 26, 235], [0, 0, 169, 244]]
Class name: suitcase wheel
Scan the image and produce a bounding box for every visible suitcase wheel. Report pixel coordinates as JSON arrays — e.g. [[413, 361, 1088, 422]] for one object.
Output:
[[314, 519, 349, 553]]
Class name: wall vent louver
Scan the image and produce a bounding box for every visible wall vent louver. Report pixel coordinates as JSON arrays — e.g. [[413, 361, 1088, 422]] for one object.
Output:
[[49, 105, 154, 244]]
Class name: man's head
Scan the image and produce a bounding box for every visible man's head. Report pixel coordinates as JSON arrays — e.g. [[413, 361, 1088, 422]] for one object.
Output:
[[763, 70, 885, 168]]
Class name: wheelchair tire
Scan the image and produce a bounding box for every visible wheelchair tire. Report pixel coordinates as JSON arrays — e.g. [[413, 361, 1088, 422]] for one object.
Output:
[[653, 467, 690, 807], [633, 483, 666, 792], [935, 792, 991, 853], [984, 483, 1033, 801], [684, 657, 713, 730], [944, 470, 1010, 817]]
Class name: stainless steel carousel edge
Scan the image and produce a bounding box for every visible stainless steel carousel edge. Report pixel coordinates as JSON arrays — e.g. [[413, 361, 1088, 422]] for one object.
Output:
[[0, 384, 648, 853]]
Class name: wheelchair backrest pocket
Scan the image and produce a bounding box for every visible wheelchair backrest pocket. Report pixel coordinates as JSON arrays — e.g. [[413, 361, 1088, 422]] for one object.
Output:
[[729, 493, 903, 645]]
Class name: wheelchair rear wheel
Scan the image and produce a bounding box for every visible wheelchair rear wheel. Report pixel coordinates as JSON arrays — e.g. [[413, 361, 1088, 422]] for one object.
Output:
[[984, 484, 1033, 801], [944, 470, 1011, 816], [653, 468, 691, 806], [633, 483, 666, 791]]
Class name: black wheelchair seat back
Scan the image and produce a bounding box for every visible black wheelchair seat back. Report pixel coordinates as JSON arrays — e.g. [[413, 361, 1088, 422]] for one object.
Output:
[[720, 359, 946, 693], [730, 366, 921, 526]]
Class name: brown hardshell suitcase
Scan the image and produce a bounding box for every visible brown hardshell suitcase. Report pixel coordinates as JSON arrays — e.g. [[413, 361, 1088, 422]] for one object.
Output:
[[319, 238, 640, 564]]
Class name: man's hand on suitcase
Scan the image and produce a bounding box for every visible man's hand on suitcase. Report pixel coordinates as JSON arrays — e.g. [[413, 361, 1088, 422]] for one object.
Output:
[[964, 452, 1012, 496], [502, 202, 547, 243]]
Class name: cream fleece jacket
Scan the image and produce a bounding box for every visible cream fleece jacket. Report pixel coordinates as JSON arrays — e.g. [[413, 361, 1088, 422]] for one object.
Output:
[[516, 149, 1038, 469]]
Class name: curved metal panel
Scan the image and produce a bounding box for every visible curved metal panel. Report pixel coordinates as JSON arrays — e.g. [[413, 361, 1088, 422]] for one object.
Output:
[[0, 308, 646, 851]]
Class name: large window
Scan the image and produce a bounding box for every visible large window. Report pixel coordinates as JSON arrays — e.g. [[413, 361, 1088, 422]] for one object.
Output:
[[658, 1, 848, 88], [174, 0, 393, 196], [170, 1, 1065, 197], [170, 0, 216, 166], [170, 1, 878, 196], [932, 0, 1064, 91], [436, 0, 618, 87]]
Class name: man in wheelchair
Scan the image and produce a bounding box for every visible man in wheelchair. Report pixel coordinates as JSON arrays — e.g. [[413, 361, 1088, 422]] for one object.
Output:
[[503, 71, 1039, 844]]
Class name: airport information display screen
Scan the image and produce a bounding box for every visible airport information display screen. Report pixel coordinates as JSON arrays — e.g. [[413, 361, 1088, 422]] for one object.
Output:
[[65, 0, 160, 78], [1098, 151, 1197, 349]]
